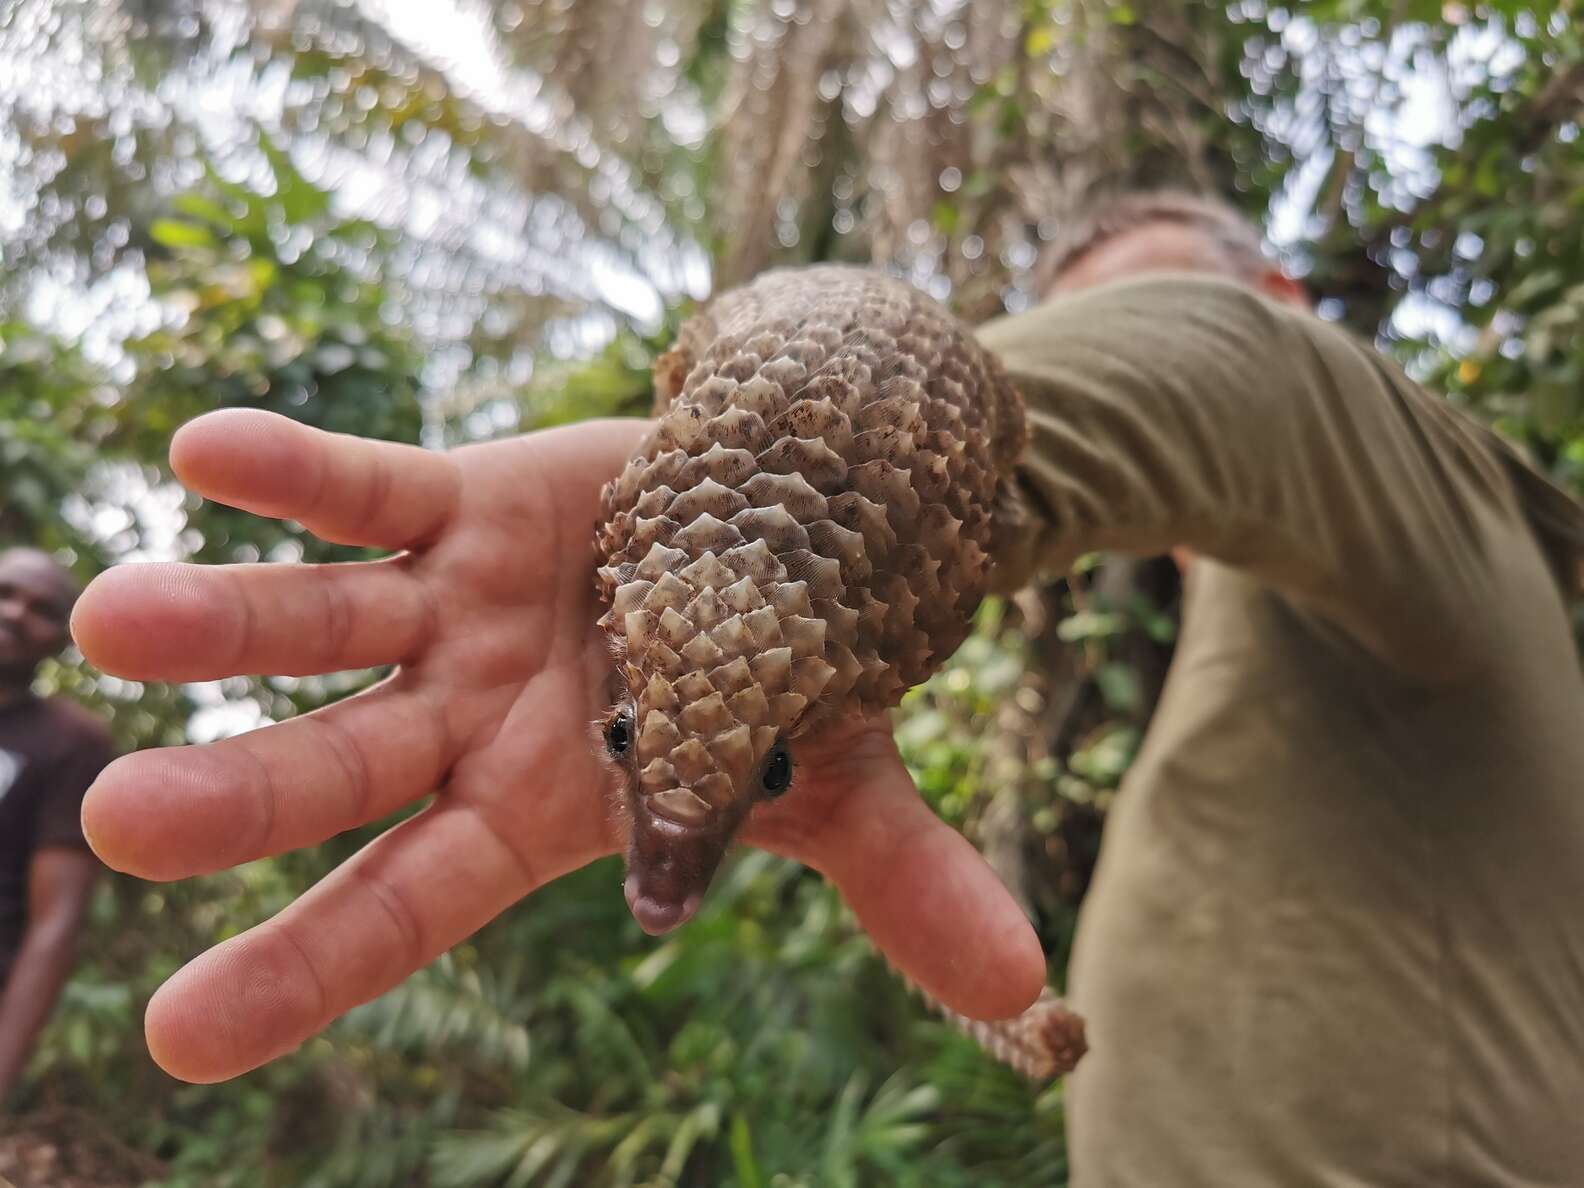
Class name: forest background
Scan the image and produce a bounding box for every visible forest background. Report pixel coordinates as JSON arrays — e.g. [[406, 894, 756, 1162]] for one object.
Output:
[[1, 0, 1580, 1184]]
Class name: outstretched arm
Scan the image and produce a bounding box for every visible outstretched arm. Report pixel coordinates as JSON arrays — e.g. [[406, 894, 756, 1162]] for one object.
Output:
[[980, 275, 1546, 683], [72, 409, 1044, 1085], [0, 847, 98, 1103]]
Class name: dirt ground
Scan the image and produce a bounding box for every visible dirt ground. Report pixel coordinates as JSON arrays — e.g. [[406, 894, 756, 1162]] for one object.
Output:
[[0, 1109, 163, 1188]]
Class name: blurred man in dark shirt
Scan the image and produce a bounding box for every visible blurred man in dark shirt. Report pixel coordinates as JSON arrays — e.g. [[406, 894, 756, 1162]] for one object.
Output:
[[0, 548, 113, 1105]]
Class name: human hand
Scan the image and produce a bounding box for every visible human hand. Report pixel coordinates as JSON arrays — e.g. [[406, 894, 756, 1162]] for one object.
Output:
[[72, 409, 1044, 1083]]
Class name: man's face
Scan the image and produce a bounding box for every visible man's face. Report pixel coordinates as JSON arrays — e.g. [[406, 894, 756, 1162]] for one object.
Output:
[[1046, 220, 1307, 309], [0, 551, 75, 678], [1048, 221, 1237, 295]]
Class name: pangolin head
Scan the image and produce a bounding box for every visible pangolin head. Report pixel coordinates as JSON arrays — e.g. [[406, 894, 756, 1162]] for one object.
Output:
[[596, 538, 837, 935]]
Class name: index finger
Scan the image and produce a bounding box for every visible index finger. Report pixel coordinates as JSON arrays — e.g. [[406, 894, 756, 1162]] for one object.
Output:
[[171, 409, 462, 551]]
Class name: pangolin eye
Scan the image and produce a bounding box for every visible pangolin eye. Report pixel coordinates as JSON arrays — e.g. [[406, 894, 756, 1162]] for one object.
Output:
[[605, 710, 633, 758], [760, 742, 793, 797]]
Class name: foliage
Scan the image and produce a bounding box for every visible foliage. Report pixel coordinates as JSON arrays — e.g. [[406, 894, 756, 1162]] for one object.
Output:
[[1398, 22, 1584, 490], [0, 324, 114, 560], [0, 1, 1579, 1185], [125, 145, 424, 461]]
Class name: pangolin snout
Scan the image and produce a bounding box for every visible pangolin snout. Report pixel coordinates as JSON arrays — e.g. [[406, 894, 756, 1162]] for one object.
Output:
[[623, 798, 738, 935], [624, 881, 701, 935]]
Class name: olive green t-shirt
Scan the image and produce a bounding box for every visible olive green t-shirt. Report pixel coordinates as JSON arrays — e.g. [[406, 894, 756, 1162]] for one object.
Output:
[[978, 276, 1584, 1187]]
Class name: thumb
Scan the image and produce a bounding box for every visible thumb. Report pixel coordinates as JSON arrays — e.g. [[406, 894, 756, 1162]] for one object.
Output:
[[747, 724, 1047, 1020]]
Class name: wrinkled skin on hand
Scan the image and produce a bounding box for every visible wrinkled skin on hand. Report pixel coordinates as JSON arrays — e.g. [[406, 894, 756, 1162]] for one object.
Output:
[[70, 409, 1044, 1085]]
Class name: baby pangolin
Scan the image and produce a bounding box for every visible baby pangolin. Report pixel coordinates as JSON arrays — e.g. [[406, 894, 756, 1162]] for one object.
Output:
[[593, 265, 1085, 1077]]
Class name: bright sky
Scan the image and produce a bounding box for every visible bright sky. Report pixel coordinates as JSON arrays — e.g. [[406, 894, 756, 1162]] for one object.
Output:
[[355, 0, 708, 326]]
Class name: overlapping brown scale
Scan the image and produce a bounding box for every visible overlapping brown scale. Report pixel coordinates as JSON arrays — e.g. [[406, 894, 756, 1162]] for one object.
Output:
[[597, 264, 1025, 821]]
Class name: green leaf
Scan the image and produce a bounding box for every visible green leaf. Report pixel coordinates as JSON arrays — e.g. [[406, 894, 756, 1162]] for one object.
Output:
[[1096, 662, 1142, 714], [260, 134, 331, 224], [172, 192, 241, 231], [931, 201, 959, 236], [659, 1102, 719, 1181], [149, 218, 216, 249], [729, 1115, 763, 1188]]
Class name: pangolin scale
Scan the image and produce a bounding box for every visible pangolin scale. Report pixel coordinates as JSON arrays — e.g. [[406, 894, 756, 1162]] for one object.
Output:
[[594, 264, 1083, 1078]]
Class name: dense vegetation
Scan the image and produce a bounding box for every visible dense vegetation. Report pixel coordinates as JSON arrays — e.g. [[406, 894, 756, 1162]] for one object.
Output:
[[0, 1, 1579, 1183]]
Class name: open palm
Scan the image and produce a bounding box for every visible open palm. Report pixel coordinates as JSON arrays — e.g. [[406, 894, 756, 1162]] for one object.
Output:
[[72, 409, 1043, 1084]]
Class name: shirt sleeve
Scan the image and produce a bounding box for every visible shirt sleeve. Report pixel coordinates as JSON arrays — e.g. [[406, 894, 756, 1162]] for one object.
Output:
[[33, 718, 114, 853], [976, 274, 1549, 683]]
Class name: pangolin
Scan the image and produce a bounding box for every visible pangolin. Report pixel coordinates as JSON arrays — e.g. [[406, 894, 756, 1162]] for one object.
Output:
[[594, 264, 1085, 1078]]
